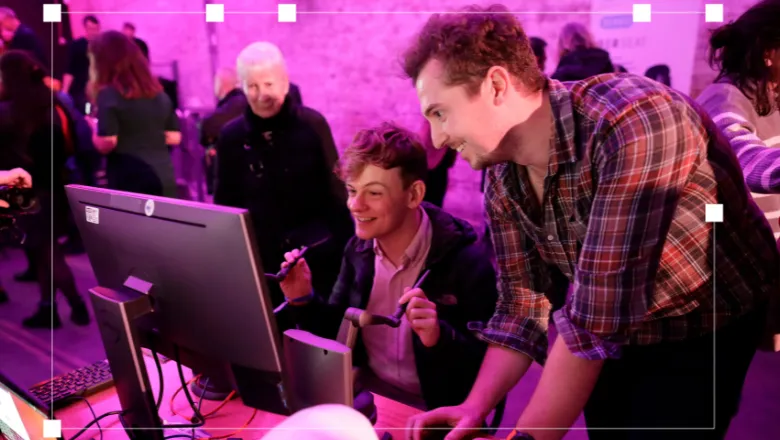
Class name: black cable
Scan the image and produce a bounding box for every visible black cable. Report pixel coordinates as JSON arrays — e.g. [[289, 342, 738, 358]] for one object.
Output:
[[163, 435, 196, 439], [67, 410, 124, 440], [63, 396, 103, 440], [196, 377, 209, 415], [151, 346, 164, 409], [161, 343, 205, 429]]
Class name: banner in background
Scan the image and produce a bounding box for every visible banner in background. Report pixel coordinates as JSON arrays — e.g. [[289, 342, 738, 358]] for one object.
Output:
[[589, 0, 703, 94]]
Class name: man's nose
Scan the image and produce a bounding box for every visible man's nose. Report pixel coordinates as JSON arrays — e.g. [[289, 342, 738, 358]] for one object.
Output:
[[430, 126, 448, 150], [348, 194, 365, 211]]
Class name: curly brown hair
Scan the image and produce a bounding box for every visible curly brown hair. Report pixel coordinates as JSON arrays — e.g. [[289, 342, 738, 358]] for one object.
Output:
[[88, 30, 161, 101], [336, 122, 428, 189], [403, 4, 545, 96]]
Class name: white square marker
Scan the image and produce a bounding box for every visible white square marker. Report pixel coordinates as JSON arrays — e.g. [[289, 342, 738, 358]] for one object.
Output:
[[632, 4, 652, 23], [705, 204, 723, 223], [278, 4, 297, 23], [206, 4, 225, 22], [705, 4, 724, 23], [43, 4, 62, 23], [43, 419, 62, 438]]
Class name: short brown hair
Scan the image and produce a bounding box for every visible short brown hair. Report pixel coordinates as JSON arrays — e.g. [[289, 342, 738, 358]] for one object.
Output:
[[403, 4, 545, 96], [88, 30, 161, 100], [336, 122, 428, 188]]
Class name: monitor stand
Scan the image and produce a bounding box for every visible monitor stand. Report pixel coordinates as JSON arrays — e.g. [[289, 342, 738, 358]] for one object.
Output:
[[89, 283, 167, 440], [89, 277, 291, 440]]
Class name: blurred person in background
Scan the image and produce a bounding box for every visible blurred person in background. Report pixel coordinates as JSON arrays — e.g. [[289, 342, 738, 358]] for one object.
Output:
[[419, 120, 456, 208], [0, 50, 89, 328], [0, 7, 47, 70], [698, 0, 780, 352], [698, 0, 780, 194], [63, 15, 101, 115], [88, 30, 181, 198], [200, 67, 246, 193], [551, 22, 614, 82], [122, 22, 149, 61], [0, 167, 32, 305], [530, 36, 548, 72]]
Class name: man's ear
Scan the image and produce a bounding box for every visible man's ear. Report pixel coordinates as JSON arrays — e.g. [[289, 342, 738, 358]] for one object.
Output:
[[408, 180, 426, 208]]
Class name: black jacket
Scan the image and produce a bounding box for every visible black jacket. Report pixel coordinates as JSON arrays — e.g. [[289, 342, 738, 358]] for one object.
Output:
[[214, 96, 353, 305], [285, 203, 498, 410], [551, 48, 615, 82], [201, 85, 304, 147], [200, 88, 247, 147]]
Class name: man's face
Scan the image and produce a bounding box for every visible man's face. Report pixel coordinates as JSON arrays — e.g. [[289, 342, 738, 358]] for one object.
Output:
[[84, 21, 101, 41], [241, 63, 289, 118], [346, 165, 420, 241], [122, 26, 134, 38], [416, 59, 507, 170], [0, 17, 17, 43]]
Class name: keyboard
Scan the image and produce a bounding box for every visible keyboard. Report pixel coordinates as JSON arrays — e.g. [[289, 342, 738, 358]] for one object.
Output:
[[29, 360, 114, 408]]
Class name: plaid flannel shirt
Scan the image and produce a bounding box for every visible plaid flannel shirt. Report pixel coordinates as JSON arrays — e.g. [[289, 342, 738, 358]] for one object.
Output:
[[473, 74, 779, 363]]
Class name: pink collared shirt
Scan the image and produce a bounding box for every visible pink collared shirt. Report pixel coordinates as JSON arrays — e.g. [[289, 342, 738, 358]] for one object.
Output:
[[361, 208, 432, 401]]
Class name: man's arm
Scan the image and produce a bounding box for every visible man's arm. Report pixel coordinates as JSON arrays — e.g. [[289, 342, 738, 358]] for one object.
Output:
[[698, 84, 780, 193], [517, 94, 705, 439], [284, 244, 356, 338], [460, 167, 554, 416], [425, 254, 497, 359]]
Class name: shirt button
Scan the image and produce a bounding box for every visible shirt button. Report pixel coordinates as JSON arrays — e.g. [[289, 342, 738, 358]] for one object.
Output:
[[547, 235, 554, 241]]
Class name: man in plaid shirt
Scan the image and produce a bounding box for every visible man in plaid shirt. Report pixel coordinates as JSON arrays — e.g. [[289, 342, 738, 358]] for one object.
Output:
[[403, 5, 779, 440]]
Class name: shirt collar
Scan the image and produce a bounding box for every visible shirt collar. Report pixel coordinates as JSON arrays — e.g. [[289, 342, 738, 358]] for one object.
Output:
[[373, 207, 431, 268], [546, 79, 580, 176]]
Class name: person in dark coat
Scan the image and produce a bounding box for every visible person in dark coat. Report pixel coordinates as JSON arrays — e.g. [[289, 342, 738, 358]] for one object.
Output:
[[278, 122, 497, 411], [214, 42, 352, 318], [551, 22, 615, 82]]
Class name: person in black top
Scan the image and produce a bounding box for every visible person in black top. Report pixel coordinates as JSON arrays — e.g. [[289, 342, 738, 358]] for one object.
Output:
[[0, 7, 47, 70], [63, 15, 101, 115], [214, 41, 353, 316], [88, 31, 181, 198], [0, 50, 90, 328], [551, 22, 615, 82], [122, 22, 149, 61]]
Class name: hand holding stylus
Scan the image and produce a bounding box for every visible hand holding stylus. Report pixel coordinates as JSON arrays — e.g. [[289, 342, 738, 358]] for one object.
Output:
[[397, 270, 439, 347]]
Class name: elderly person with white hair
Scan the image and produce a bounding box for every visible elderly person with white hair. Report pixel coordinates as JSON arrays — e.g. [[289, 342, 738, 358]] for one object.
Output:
[[213, 42, 353, 323], [551, 22, 615, 82]]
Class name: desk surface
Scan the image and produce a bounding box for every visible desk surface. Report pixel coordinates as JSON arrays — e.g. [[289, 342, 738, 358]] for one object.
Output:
[[58, 352, 420, 439]]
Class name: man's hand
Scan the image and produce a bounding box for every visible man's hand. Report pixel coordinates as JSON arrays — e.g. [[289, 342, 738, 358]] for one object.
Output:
[[279, 248, 313, 304], [0, 168, 32, 188], [399, 287, 440, 347], [405, 403, 488, 440]]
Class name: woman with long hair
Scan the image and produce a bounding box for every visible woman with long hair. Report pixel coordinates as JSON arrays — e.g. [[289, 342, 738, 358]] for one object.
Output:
[[551, 22, 615, 82], [0, 50, 90, 328], [697, 0, 780, 194], [88, 30, 181, 197]]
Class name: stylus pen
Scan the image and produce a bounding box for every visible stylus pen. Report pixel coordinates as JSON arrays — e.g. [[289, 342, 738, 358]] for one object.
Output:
[[389, 269, 431, 324], [267, 235, 331, 282]]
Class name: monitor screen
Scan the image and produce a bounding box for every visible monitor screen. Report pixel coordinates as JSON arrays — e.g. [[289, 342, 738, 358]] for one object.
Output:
[[0, 377, 48, 440]]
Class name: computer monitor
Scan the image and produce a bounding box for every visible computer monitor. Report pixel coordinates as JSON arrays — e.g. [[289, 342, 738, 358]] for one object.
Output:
[[64, 185, 291, 439], [0, 371, 53, 440]]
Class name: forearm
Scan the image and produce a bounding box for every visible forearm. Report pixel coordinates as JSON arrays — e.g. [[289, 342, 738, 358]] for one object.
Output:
[[92, 135, 117, 154], [516, 335, 604, 440], [463, 345, 532, 416], [62, 74, 73, 93]]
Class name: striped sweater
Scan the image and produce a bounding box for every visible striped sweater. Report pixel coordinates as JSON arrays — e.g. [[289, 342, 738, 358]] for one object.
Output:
[[697, 82, 780, 193]]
